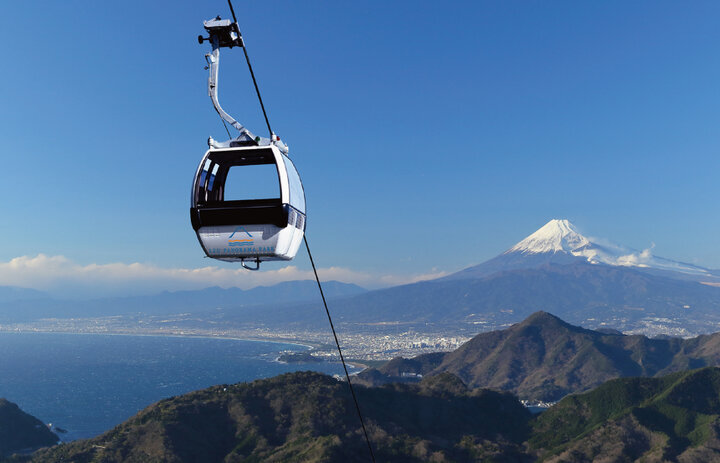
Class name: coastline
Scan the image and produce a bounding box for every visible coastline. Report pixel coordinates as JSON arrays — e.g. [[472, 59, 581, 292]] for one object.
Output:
[[0, 328, 320, 351], [0, 329, 366, 443], [0, 330, 374, 377], [0, 328, 377, 371]]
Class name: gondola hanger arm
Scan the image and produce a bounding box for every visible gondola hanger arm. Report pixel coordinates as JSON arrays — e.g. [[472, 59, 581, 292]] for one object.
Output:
[[200, 17, 288, 154]]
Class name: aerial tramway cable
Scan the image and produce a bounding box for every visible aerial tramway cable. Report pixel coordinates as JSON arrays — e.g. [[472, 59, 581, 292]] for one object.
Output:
[[211, 2, 377, 460], [226, 0, 274, 139], [304, 236, 377, 462]]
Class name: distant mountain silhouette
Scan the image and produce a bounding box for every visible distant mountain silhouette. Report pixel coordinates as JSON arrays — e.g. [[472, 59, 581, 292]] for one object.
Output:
[[0, 280, 366, 322], [0, 287, 48, 304], [260, 262, 715, 338], [215, 222, 720, 332], [357, 311, 720, 401], [3, 221, 719, 336]]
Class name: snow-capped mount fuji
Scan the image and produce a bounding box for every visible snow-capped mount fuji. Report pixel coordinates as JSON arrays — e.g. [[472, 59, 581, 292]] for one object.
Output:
[[448, 219, 719, 282], [508, 219, 592, 254], [264, 219, 720, 335], [312, 218, 720, 335]]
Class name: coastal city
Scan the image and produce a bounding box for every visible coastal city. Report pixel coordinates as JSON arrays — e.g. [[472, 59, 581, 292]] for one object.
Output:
[[1, 311, 717, 361], [0, 314, 471, 361]]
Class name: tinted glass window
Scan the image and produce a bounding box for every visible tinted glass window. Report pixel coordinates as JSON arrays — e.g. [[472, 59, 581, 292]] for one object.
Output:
[[207, 163, 219, 191], [282, 155, 305, 213]]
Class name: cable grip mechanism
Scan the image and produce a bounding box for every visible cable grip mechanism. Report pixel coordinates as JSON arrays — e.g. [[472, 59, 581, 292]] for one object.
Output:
[[199, 16, 288, 154]]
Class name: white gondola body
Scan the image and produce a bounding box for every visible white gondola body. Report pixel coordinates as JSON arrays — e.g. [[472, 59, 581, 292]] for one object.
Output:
[[190, 145, 306, 264]]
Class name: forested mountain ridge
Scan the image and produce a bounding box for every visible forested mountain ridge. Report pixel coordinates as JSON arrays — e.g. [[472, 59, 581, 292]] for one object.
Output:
[[18, 368, 720, 462], [26, 372, 531, 463], [357, 311, 720, 401], [531, 367, 720, 461]]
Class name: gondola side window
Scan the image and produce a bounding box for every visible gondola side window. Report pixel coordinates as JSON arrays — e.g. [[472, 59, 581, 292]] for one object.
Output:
[[282, 155, 306, 213], [223, 164, 280, 201], [196, 161, 220, 203], [207, 163, 220, 192], [198, 159, 211, 188]]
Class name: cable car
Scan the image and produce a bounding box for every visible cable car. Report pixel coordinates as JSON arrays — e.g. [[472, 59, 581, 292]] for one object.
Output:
[[190, 144, 306, 269], [191, 16, 305, 270]]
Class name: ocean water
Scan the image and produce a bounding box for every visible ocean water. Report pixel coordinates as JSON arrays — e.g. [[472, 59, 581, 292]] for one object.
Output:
[[0, 332, 352, 441]]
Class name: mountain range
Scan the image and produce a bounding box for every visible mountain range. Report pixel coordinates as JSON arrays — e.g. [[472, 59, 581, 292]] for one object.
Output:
[[357, 311, 720, 401], [0, 280, 366, 323], [23, 372, 531, 463], [0, 287, 47, 305], [2, 219, 719, 336], [17, 367, 720, 462], [313, 219, 720, 334], [10, 313, 720, 461]]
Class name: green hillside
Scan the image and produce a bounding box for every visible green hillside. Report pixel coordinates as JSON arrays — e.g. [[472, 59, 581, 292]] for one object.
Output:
[[28, 372, 531, 463], [531, 367, 720, 461], [13, 368, 720, 461]]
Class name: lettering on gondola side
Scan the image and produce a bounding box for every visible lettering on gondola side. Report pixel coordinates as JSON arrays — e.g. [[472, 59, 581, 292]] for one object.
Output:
[[208, 246, 276, 255], [200, 225, 278, 256]]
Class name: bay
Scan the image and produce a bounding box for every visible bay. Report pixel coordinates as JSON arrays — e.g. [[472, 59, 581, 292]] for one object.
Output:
[[0, 332, 352, 441]]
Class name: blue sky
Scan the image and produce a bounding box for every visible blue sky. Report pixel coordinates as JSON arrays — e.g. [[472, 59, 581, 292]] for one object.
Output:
[[1, 1, 719, 296]]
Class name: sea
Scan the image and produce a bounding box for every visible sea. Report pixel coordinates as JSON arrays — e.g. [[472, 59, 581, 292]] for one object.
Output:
[[0, 332, 354, 441]]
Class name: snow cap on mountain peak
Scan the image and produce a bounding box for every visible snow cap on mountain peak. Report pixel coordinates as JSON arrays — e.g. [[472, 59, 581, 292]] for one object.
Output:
[[508, 219, 591, 254], [502, 219, 717, 279]]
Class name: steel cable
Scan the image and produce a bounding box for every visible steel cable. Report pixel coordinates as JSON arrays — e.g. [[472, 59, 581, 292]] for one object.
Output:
[[304, 236, 377, 462], [221, 2, 377, 458]]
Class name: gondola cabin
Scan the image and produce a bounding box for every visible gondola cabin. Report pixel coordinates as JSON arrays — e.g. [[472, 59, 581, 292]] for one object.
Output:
[[190, 144, 306, 269]]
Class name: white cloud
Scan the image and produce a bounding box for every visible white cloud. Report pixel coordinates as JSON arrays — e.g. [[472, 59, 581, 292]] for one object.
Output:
[[615, 244, 655, 268], [0, 254, 448, 299]]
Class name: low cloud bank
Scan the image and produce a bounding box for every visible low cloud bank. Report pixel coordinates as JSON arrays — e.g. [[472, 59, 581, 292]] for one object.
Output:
[[0, 254, 448, 299], [614, 245, 655, 268]]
